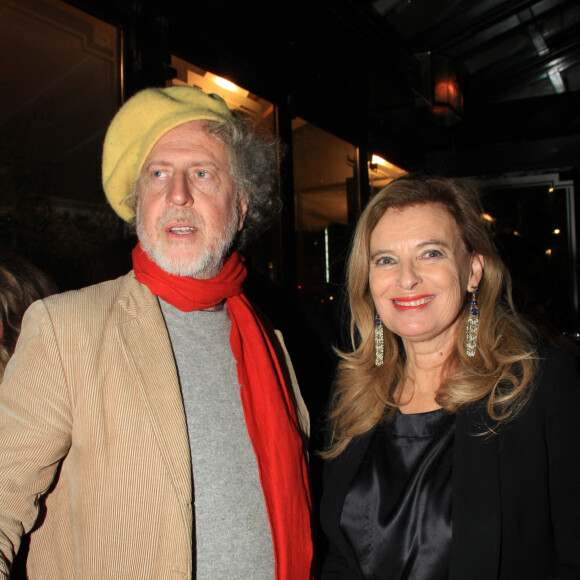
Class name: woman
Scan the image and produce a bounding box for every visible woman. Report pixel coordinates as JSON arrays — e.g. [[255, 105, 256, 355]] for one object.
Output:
[[320, 175, 580, 579], [0, 252, 56, 380]]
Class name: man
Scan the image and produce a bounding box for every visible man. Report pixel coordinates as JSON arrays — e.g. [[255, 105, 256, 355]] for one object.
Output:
[[0, 86, 312, 579]]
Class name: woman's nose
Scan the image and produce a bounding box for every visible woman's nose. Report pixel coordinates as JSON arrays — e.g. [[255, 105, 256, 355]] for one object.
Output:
[[396, 261, 422, 290]]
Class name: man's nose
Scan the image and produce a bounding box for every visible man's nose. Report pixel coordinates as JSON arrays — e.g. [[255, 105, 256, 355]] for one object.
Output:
[[166, 172, 194, 207]]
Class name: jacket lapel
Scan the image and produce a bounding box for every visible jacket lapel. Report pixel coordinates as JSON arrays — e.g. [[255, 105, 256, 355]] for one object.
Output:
[[322, 430, 373, 580], [450, 406, 501, 580], [116, 278, 192, 506]]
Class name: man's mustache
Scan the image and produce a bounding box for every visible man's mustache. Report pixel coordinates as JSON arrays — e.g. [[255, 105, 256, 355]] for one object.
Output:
[[156, 209, 204, 230]]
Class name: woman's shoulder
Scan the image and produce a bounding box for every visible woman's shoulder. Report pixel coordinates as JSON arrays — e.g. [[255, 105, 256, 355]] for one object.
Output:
[[536, 344, 578, 363], [534, 346, 580, 394], [518, 346, 580, 428], [458, 347, 580, 433]]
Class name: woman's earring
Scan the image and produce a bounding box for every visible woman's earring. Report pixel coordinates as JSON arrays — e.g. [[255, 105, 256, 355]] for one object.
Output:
[[466, 287, 479, 357], [374, 312, 384, 366]]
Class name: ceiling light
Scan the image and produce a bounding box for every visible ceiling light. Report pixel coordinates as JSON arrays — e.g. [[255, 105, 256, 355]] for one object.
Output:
[[214, 76, 239, 92]]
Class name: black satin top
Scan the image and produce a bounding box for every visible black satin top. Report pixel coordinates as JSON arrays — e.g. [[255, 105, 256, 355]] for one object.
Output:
[[340, 409, 456, 580]]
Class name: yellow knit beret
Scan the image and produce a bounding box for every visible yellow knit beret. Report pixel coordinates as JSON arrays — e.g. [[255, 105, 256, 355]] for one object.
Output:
[[102, 85, 235, 222]]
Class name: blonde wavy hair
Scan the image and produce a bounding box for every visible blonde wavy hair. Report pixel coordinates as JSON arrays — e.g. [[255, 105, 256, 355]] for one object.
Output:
[[0, 253, 56, 381], [325, 175, 537, 458]]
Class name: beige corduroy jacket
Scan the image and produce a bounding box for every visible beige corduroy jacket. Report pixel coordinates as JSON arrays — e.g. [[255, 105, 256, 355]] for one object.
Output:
[[0, 271, 308, 579]]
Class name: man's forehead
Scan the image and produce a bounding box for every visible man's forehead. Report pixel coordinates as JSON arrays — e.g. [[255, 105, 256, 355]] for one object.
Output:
[[153, 119, 212, 145], [146, 120, 225, 162]]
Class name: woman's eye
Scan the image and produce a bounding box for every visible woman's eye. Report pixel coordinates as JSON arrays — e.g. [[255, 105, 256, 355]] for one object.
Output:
[[376, 256, 394, 265]]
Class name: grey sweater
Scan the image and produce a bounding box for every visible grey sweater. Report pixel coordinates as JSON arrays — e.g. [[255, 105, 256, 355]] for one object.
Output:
[[160, 299, 275, 579]]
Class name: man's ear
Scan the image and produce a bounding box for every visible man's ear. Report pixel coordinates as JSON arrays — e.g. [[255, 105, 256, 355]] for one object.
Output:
[[468, 253, 485, 290], [237, 193, 248, 232]]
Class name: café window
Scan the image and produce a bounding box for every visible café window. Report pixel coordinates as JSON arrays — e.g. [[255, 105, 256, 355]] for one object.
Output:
[[292, 121, 355, 308], [476, 174, 578, 342], [0, 0, 120, 289]]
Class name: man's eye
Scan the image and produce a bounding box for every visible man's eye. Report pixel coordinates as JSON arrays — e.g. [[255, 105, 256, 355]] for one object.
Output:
[[195, 169, 210, 179], [424, 249, 443, 258], [151, 169, 166, 179]]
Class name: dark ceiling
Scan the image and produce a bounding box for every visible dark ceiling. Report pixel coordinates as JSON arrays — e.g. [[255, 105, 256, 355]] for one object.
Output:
[[364, 0, 580, 174], [163, 0, 580, 176], [373, 0, 580, 104], [65, 0, 580, 177]]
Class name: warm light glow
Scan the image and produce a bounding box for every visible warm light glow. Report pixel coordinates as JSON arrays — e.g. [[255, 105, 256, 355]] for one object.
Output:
[[481, 213, 495, 223], [553, 228, 561, 234], [545, 249, 552, 256], [435, 80, 459, 103], [214, 76, 239, 92], [514, 231, 522, 237], [433, 75, 462, 116], [324, 227, 330, 284], [548, 186, 554, 193], [368, 155, 408, 182]]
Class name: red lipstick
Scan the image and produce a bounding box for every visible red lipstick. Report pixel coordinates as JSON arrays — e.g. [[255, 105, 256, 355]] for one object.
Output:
[[391, 294, 434, 310]]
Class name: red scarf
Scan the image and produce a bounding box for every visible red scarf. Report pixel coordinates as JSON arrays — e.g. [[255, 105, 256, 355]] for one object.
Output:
[[132, 244, 313, 579]]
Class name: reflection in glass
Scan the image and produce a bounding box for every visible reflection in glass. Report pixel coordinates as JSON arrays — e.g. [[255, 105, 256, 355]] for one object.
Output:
[[478, 175, 577, 341], [0, 0, 120, 290]]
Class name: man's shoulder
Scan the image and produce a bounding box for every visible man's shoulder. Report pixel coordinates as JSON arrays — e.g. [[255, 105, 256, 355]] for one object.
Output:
[[44, 271, 135, 305], [38, 271, 156, 324]]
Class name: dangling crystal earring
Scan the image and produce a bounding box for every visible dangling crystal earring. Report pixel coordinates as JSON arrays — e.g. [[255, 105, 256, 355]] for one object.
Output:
[[466, 287, 479, 357], [374, 312, 384, 366]]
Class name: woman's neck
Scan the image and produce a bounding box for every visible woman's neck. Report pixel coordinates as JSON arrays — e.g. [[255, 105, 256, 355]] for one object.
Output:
[[396, 340, 453, 414]]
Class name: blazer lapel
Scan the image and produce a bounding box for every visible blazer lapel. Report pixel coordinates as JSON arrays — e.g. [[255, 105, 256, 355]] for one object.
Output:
[[450, 407, 501, 580], [321, 430, 373, 580], [117, 280, 192, 507]]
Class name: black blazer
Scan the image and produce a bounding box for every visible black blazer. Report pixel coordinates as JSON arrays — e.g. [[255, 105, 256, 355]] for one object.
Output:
[[320, 348, 580, 579]]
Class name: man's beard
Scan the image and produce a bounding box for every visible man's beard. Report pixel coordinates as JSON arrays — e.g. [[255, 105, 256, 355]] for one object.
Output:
[[136, 204, 239, 279]]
